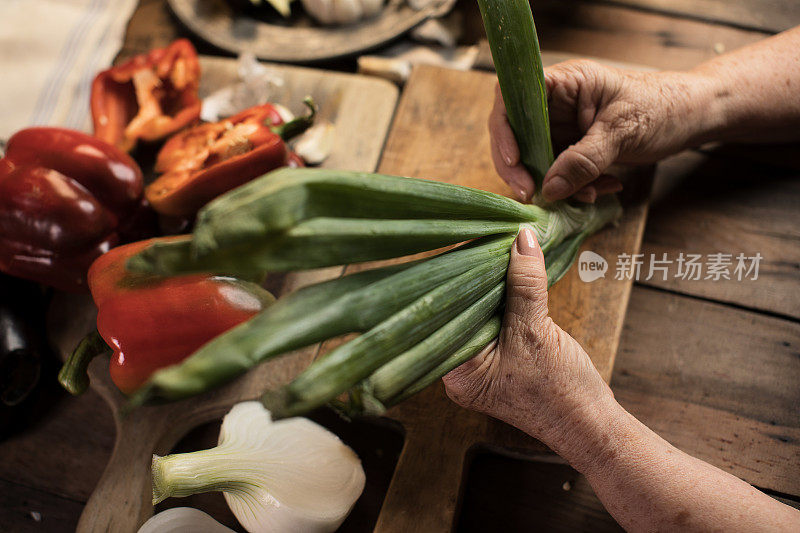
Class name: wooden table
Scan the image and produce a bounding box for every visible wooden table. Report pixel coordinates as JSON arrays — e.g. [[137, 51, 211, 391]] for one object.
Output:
[[2, 1, 799, 531]]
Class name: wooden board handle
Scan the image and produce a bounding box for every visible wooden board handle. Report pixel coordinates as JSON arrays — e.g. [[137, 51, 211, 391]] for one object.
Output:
[[75, 401, 233, 532], [374, 430, 471, 533], [76, 414, 163, 532]]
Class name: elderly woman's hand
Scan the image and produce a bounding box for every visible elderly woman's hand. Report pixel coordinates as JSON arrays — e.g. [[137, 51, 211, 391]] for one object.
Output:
[[443, 228, 614, 448], [444, 231, 800, 533], [490, 60, 720, 202], [463, 29, 800, 531]]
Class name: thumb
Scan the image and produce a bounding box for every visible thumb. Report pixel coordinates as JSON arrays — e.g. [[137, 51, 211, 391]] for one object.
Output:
[[541, 123, 620, 202], [504, 228, 550, 333]]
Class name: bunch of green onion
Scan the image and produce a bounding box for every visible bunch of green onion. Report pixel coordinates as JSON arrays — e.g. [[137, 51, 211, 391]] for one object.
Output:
[[125, 0, 622, 417]]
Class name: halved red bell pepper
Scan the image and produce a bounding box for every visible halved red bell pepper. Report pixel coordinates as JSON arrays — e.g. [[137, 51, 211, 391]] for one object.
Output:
[[91, 39, 201, 152], [87, 238, 273, 394], [0, 127, 145, 291], [145, 100, 314, 217]]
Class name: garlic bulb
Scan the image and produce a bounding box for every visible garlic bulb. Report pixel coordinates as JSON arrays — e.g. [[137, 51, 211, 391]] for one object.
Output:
[[138, 508, 235, 533], [201, 53, 287, 123], [301, 0, 385, 25], [152, 402, 365, 533]]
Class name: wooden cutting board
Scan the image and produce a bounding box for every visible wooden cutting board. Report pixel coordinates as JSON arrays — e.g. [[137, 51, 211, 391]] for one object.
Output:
[[51, 57, 650, 532], [368, 64, 651, 532]]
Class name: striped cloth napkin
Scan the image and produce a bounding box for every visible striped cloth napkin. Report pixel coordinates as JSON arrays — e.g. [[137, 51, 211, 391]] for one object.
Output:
[[0, 0, 139, 140]]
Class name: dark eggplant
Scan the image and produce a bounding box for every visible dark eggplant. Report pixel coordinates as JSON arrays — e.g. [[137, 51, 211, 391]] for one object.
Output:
[[0, 274, 46, 406]]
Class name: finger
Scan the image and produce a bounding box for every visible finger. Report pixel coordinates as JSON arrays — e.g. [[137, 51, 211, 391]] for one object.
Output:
[[593, 175, 623, 196], [491, 138, 535, 201], [503, 228, 550, 338], [442, 339, 497, 389], [489, 84, 521, 167], [570, 175, 622, 203], [489, 84, 535, 200], [544, 68, 555, 92], [541, 124, 619, 202], [543, 61, 576, 99], [442, 340, 498, 409], [572, 186, 597, 203]]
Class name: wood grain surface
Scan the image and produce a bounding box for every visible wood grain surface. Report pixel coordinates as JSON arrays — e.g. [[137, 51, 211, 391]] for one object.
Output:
[[462, 0, 770, 71], [458, 454, 625, 532], [615, 287, 800, 494], [0, 479, 84, 533], [593, 0, 800, 33], [641, 151, 800, 319]]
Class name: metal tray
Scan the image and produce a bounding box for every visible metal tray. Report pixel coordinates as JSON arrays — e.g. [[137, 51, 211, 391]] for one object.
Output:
[[168, 0, 454, 63]]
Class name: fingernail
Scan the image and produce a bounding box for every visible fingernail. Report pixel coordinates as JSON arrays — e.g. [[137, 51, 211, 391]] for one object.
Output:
[[574, 187, 597, 203], [504, 176, 530, 202], [542, 175, 571, 201], [515, 185, 529, 202], [516, 228, 539, 256], [499, 145, 514, 166]]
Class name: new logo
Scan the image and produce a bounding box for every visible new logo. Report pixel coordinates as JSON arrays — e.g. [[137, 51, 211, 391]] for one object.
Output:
[[578, 251, 608, 282]]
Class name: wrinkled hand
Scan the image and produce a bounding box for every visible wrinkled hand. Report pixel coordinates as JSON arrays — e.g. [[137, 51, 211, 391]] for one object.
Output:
[[443, 228, 613, 445], [490, 60, 713, 202]]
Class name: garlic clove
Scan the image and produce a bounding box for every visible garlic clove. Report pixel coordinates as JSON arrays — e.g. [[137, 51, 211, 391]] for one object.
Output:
[[271, 103, 296, 124], [201, 53, 286, 122], [301, 0, 384, 25], [137, 508, 236, 533], [360, 0, 384, 17], [333, 0, 363, 24], [266, 0, 293, 17], [293, 121, 335, 165], [301, 0, 335, 24]]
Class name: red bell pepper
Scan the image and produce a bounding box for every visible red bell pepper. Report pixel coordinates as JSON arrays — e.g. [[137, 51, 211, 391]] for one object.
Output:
[[87, 239, 273, 394], [145, 100, 314, 217], [91, 39, 201, 152], [0, 127, 145, 291]]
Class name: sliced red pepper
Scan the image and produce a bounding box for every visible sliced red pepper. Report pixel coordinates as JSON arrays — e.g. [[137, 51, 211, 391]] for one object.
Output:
[[88, 239, 273, 394], [145, 101, 312, 217], [0, 127, 145, 291], [91, 39, 201, 152]]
